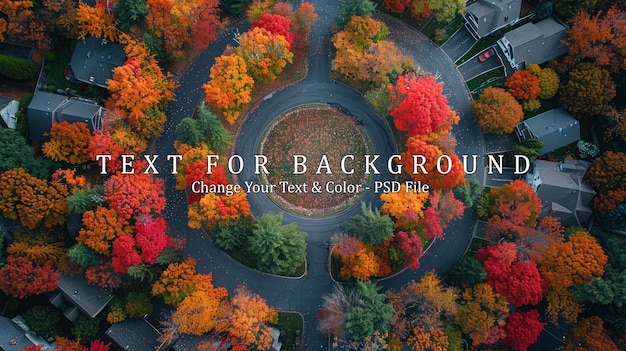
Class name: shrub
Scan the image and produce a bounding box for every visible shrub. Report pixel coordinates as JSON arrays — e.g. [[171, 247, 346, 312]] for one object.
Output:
[[0, 54, 40, 81]]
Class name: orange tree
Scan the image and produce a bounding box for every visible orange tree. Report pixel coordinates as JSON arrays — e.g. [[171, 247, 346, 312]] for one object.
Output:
[[0, 168, 69, 229], [538, 228, 608, 323], [472, 87, 523, 134], [202, 54, 255, 124], [559, 62, 615, 120], [42, 121, 92, 164]]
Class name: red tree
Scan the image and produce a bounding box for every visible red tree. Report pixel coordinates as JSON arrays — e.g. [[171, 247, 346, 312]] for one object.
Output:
[[111, 234, 142, 273], [0, 256, 59, 299], [503, 310, 545, 351], [251, 13, 294, 49], [384, 0, 412, 13], [477, 242, 546, 306], [388, 74, 452, 136], [394, 231, 424, 269], [104, 171, 166, 220], [134, 217, 172, 264], [483, 180, 543, 240]]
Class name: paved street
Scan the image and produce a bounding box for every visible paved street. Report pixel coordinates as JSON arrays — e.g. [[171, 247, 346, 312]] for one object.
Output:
[[154, 4, 486, 349]]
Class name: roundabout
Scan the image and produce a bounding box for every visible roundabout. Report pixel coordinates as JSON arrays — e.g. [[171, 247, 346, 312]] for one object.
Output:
[[156, 3, 486, 349], [258, 103, 372, 215]]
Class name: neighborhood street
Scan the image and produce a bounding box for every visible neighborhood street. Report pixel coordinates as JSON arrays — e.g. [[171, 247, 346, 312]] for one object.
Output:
[[154, 1, 486, 348]]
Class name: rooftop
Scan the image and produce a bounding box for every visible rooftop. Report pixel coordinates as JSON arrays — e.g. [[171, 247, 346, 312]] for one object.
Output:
[[517, 108, 580, 156], [57, 274, 114, 319], [69, 36, 126, 88], [105, 318, 163, 351]]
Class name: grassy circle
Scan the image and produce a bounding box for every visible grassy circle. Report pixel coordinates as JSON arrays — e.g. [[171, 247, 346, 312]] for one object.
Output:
[[259, 104, 370, 214]]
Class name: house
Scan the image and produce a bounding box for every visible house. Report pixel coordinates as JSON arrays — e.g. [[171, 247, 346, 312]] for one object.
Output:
[[68, 36, 126, 88], [27, 91, 103, 141], [515, 108, 580, 156], [103, 318, 163, 351], [526, 159, 594, 227], [0, 316, 54, 351], [498, 17, 568, 70], [464, 0, 522, 38], [48, 274, 114, 322], [0, 96, 19, 129]]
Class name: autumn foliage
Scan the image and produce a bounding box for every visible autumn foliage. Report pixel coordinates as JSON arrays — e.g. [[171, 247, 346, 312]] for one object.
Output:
[[187, 191, 251, 230], [332, 15, 412, 86], [564, 8, 626, 71], [539, 229, 608, 322], [103, 171, 166, 220], [251, 13, 294, 49], [504, 70, 541, 101], [456, 283, 509, 346], [203, 54, 255, 124], [477, 242, 547, 306], [388, 74, 453, 136], [0, 255, 59, 299], [78, 206, 129, 256], [172, 272, 229, 335], [237, 26, 294, 82], [563, 316, 620, 351], [472, 87, 523, 134], [401, 136, 465, 190], [43, 121, 93, 164], [502, 310, 545, 351], [224, 285, 278, 350], [145, 0, 225, 60], [0, 168, 69, 229], [559, 62, 615, 119]]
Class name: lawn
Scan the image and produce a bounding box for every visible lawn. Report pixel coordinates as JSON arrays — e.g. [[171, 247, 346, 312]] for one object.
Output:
[[275, 311, 304, 351], [467, 67, 506, 97], [260, 104, 370, 215]]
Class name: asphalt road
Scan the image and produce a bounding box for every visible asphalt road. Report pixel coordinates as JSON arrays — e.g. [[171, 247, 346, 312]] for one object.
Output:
[[440, 25, 477, 63], [154, 3, 487, 349]]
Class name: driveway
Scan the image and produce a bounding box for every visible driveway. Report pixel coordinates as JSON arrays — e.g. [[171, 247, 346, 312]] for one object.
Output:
[[441, 24, 478, 63], [457, 45, 504, 82]]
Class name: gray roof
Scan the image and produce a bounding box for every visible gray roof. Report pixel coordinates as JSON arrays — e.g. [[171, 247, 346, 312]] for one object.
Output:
[[70, 36, 126, 88], [0, 96, 14, 110], [465, 0, 521, 37], [0, 317, 35, 351], [28, 92, 103, 141], [528, 159, 593, 226], [105, 318, 162, 351], [57, 274, 114, 319], [56, 98, 102, 130], [28, 91, 69, 141], [517, 108, 580, 156], [502, 17, 568, 67]]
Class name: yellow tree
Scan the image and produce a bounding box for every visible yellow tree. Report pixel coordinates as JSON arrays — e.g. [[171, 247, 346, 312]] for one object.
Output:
[[188, 191, 251, 230], [456, 283, 509, 346], [151, 258, 199, 306], [172, 273, 229, 335], [203, 54, 254, 124], [381, 184, 429, 228], [236, 26, 294, 82]]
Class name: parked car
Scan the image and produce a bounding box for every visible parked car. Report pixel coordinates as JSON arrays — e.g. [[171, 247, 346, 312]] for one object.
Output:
[[478, 48, 496, 62]]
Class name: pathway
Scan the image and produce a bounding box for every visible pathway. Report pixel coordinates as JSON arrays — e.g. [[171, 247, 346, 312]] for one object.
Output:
[[154, 4, 485, 350]]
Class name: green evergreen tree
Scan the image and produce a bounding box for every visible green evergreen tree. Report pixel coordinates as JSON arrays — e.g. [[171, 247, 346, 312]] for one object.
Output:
[[250, 213, 307, 276], [447, 255, 487, 286], [344, 202, 395, 245], [67, 243, 102, 268], [344, 280, 394, 339], [338, 0, 376, 26], [115, 0, 149, 31]]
